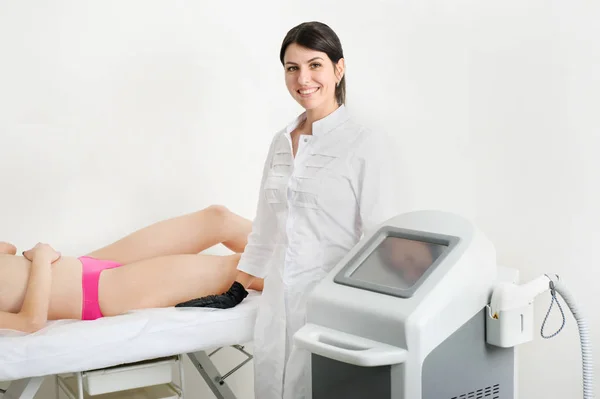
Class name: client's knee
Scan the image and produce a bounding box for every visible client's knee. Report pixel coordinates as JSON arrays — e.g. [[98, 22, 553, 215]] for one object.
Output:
[[205, 204, 230, 219], [202, 204, 233, 236]]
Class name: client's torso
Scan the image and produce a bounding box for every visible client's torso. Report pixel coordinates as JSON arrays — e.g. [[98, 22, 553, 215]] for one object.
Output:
[[0, 254, 83, 320]]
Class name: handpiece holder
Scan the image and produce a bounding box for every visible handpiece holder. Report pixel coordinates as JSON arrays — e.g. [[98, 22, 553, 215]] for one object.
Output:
[[486, 274, 559, 348]]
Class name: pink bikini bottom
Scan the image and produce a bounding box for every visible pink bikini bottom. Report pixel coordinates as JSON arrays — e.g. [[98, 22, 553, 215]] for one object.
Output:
[[79, 256, 122, 320]]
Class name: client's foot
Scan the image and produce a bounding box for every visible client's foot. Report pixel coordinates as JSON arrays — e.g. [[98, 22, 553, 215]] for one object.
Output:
[[175, 282, 248, 309]]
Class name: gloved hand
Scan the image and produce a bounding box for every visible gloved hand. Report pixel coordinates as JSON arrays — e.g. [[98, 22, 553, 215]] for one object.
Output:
[[175, 281, 248, 309]]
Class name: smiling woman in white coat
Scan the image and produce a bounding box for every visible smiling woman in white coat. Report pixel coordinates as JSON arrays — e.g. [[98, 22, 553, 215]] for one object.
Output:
[[176, 21, 404, 399]]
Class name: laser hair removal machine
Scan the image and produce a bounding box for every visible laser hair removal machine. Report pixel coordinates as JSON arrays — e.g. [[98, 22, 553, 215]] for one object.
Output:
[[293, 210, 593, 399]]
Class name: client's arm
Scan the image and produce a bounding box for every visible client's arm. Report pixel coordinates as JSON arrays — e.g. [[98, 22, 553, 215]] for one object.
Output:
[[0, 243, 60, 333]]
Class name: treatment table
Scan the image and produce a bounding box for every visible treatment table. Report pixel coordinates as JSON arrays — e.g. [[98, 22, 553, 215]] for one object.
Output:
[[0, 291, 261, 399]]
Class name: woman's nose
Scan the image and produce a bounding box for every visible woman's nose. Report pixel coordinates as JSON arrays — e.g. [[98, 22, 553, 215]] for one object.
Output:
[[297, 68, 311, 85]]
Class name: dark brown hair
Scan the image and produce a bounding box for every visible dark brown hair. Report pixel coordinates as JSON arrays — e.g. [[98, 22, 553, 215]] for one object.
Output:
[[279, 21, 346, 105]]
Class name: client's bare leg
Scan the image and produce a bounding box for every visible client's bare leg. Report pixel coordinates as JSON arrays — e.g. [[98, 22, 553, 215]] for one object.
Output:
[[0, 241, 17, 255], [99, 253, 243, 316], [86, 205, 252, 265]]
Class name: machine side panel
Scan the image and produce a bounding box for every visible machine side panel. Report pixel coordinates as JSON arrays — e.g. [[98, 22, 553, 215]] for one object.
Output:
[[422, 309, 514, 399]]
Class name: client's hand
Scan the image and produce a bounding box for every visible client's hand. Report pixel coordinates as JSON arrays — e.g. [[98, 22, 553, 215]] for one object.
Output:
[[22, 242, 61, 264], [0, 241, 17, 255], [175, 281, 248, 309]]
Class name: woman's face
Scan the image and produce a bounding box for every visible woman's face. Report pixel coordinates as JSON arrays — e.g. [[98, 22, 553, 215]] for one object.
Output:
[[283, 43, 343, 112]]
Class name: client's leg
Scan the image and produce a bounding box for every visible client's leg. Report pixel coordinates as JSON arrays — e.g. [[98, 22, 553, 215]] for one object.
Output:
[[98, 253, 243, 316], [86, 205, 252, 265]]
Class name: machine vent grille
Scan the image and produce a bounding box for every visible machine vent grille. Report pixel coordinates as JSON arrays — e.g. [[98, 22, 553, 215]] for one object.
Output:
[[451, 383, 500, 399]]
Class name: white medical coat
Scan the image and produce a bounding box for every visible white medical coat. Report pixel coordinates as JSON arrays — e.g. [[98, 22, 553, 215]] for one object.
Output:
[[237, 105, 403, 399]]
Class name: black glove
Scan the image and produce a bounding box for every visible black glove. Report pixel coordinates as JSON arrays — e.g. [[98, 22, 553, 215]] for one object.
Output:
[[175, 281, 248, 309]]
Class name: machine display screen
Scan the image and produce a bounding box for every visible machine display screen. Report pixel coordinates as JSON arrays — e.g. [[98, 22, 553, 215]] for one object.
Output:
[[349, 236, 448, 290]]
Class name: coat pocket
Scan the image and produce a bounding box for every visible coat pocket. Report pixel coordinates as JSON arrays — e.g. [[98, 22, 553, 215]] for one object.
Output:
[[263, 175, 287, 207], [271, 151, 293, 177], [288, 177, 320, 210]]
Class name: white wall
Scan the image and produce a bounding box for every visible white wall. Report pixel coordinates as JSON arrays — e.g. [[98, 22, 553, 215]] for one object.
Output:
[[1, 1, 598, 398]]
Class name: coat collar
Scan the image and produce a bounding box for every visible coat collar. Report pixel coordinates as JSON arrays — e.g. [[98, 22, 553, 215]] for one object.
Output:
[[285, 104, 349, 138]]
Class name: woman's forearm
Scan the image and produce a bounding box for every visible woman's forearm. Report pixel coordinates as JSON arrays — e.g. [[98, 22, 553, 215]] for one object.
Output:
[[18, 255, 52, 330], [236, 270, 255, 289]]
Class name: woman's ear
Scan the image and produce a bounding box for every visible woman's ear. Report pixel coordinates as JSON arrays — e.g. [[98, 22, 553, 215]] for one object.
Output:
[[335, 58, 345, 82]]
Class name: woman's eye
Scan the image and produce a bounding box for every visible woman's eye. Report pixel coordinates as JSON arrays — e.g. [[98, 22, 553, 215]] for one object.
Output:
[[287, 66, 298, 72], [311, 63, 322, 69]]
